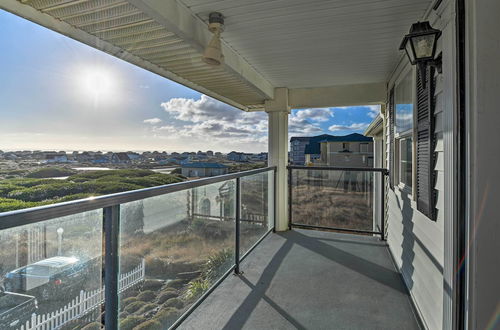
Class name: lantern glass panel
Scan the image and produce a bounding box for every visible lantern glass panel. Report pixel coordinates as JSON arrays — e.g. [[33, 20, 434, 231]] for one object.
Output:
[[411, 34, 436, 59], [405, 41, 416, 64]]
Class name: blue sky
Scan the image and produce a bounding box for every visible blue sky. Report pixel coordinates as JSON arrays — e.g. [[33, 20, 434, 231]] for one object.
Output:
[[0, 10, 379, 153]]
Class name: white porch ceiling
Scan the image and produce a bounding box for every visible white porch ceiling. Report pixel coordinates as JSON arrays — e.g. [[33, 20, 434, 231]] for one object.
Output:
[[3, 0, 433, 109], [182, 0, 433, 88]]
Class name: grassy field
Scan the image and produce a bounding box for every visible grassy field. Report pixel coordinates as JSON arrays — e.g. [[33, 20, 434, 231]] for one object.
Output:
[[291, 172, 374, 231], [0, 168, 186, 212]]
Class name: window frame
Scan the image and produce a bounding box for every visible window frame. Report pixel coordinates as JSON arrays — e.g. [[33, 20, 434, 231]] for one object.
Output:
[[393, 65, 416, 197]]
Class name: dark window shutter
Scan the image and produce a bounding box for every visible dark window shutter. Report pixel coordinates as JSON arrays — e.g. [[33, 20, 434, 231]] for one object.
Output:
[[388, 88, 395, 189], [416, 66, 437, 220]]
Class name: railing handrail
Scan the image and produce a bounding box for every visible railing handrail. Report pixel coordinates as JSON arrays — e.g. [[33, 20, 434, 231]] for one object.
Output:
[[0, 166, 276, 230], [288, 165, 389, 174]]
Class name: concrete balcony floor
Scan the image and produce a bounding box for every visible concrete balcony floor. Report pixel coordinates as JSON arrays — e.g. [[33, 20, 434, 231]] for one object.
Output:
[[180, 229, 421, 330]]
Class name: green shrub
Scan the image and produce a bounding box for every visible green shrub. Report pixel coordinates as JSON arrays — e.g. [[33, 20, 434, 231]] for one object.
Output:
[[132, 319, 162, 330], [119, 316, 144, 330], [142, 279, 164, 291], [0, 198, 44, 212], [135, 303, 158, 315], [163, 297, 183, 309], [186, 280, 209, 299], [124, 301, 147, 314], [121, 297, 139, 310], [137, 290, 156, 302], [204, 249, 233, 280], [154, 307, 180, 327], [27, 167, 76, 178], [156, 290, 179, 304], [166, 279, 185, 289]]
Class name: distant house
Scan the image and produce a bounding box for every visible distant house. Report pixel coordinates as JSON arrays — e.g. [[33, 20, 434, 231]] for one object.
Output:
[[75, 152, 92, 162], [92, 156, 109, 164], [111, 152, 131, 164], [227, 151, 247, 162], [313, 133, 374, 167], [126, 152, 142, 161], [290, 134, 334, 165], [181, 162, 229, 177], [44, 153, 68, 163]]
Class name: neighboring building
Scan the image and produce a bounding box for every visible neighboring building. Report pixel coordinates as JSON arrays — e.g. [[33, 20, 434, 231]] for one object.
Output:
[[290, 134, 334, 165], [227, 151, 247, 162], [290, 136, 312, 165], [181, 162, 229, 177], [315, 133, 373, 167], [111, 152, 131, 164], [44, 153, 68, 163], [126, 152, 142, 161]]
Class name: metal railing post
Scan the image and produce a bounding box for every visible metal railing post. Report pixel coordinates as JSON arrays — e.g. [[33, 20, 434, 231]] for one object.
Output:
[[380, 171, 387, 241], [104, 205, 120, 329], [235, 177, 241, 274], [288, 167, 292, 230], [273, 168, 277, 232]]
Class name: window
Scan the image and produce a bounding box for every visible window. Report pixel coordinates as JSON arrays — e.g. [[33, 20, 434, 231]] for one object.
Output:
[[395, 70, 414, 134], [400, 137, 413, 188], [342, 143, 350, 151], [360, 143, 369, 153], [394, 69, 414, 191]]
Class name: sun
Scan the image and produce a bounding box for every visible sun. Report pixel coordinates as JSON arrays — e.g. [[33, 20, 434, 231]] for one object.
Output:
[[75, 66, 117, 104]]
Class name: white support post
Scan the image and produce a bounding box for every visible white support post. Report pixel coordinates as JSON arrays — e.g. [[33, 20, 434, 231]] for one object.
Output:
[[265, 88, 290, 231]]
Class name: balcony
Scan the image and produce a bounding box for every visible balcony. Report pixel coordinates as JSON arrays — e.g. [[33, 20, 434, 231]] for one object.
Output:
[[180, 229, 419, 330], [0, 166, 419, 330]]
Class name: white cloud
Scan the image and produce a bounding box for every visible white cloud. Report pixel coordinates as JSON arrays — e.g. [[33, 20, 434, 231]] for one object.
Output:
[[294, 108, 332, 122], [161, 95, 241, 123], [365, 105, 381, 118], [149, 95, 270, 151], [331, 105, 380, 118], [143, 118, 162, 124], [328, 123, 369, 132]]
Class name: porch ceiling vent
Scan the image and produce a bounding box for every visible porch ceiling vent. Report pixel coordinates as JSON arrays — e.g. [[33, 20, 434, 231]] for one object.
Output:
[[202, 12, 225, 66]]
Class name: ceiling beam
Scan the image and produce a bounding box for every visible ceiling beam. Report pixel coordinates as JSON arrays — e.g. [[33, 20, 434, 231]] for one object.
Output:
[[126, 0, 274, 100], [288, 82, 387, 109], [0, 0, 258, 110]]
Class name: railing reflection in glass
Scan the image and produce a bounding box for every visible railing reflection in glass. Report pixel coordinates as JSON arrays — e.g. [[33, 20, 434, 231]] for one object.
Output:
[[0, 211, 103, 330], [239, 171, 274, 257]]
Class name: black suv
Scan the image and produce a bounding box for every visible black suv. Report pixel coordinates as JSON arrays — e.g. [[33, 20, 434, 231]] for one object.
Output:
[[3, 256, 94, 301]]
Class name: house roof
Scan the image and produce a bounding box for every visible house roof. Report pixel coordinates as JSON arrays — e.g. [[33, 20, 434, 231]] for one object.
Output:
[[182, 162, 228, 168], [364, 116, 384, 137], [114, 152, 131, 161], [304, 133, 372, 154], [290, 134, 334, 142], [318, 133, 373, 143]]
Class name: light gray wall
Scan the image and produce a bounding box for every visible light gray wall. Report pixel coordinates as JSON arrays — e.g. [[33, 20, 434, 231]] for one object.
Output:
[[384, 3, 457, 329], [466, 0, 500, 328]]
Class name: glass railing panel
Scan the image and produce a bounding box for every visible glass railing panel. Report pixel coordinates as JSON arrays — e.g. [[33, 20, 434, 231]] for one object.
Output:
[[0, 210, 103, 329], [239, 170, 274, 257], [118, 180, 236, 329], [290, 169, 375, 232]]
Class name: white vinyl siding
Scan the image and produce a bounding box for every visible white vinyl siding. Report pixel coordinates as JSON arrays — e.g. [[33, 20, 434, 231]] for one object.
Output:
[[384, 7, 451, 328]]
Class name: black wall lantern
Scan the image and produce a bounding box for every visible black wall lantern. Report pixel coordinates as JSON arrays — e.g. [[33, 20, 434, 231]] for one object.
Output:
[[400, 21, 442, 87]]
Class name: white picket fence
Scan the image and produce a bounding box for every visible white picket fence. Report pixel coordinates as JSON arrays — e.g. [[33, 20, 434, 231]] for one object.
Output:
[[18, 258, 145, 330]]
